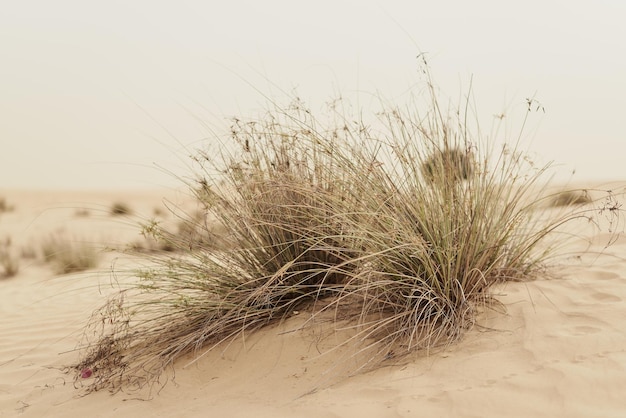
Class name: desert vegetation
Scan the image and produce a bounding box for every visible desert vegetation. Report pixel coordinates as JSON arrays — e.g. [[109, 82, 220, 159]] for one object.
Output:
[[74, 208, 91, 218], [0, 237, 19, 279], [0, 196, 14, 213], [110, 202, 132, 216], [41, 232, 100, 274], [71, 70, 618, 394], [0, 199, 19, 277], [549, 189, 593, 207]]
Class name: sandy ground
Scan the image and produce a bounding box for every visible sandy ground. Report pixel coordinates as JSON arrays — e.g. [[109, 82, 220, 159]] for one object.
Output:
[[1, 186, 625, 417]]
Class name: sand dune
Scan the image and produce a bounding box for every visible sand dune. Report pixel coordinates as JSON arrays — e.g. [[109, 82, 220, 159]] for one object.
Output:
[[1, 188, 625, 417]]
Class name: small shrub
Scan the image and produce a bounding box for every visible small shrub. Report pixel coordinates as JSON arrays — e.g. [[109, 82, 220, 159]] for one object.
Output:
[[75, 208, 91, 217], [20, 245, 38, 260], [166, 210, 229, 251], [110, 202, 132, 216], [0, 238, 19, 278], [0, 253, 19, 278], [0, 197, 14, 213], [152, 206, 167, 218], [129, 210, 224, 254], [41, 233, 100, 274], [549, 190, 592, 207], [420, 147, 475, 183]]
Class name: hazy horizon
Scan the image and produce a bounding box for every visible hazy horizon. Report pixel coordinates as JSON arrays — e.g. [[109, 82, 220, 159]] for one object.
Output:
[[2, 0, 625, 190]]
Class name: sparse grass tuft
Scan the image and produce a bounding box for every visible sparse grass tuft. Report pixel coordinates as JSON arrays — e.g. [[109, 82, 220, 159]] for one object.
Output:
[[0, 237, 19, 278], [128, 209, 225, 253], [41, 233, 100, 274], [420, 146, 475, 183], [75, 208, 91, 217], [0, 197, 14, 213], [549, 190, 593, 207], [72, 70, 621, 394], [152, 206, 167, 218], [110, 202, 132, 216]]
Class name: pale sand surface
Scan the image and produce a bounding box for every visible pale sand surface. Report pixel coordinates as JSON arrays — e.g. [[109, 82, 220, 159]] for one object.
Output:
[[1, 186, 626, 417]]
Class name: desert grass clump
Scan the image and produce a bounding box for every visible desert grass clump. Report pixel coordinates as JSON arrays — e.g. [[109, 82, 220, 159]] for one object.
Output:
[[0, 197, 14, 213], [0, 237, 19, 278], [549, 189, 593, 207], [72, 100, 368, 392], [74, 208, 91, 217], [72, 72, 619, 394], [110, 202, 132, 216], [41, 233, 100, 274], [420, 146, 474, 184], [20, 245, 38, 260], [128, 211, 217, 253]]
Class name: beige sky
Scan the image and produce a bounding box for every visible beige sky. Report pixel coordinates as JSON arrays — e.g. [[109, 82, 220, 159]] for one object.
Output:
[[1, 0, 625, 189]]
